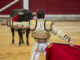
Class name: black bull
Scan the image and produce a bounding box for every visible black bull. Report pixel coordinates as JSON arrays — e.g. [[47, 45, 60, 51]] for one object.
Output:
[[10, 9, 33, 46]]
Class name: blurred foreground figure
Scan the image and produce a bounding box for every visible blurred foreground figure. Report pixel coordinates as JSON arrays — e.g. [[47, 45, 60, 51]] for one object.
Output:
[[0, 10, 74, 60]]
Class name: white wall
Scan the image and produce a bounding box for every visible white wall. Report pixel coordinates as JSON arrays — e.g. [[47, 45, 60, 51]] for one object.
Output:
[[45, 15, 80, 20]]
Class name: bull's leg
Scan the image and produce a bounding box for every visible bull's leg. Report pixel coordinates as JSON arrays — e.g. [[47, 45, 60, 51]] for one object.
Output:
[[11, 28, 15, 44], [26, 28, 30, 45], [18, 29, 24, 45]]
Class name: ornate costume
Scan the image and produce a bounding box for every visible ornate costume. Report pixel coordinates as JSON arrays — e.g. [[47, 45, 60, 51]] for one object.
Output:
[[7, 19, 71, 60]]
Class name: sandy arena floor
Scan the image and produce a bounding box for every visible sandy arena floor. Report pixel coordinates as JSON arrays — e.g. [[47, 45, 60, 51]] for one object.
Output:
[[0, 21, 80, 60]]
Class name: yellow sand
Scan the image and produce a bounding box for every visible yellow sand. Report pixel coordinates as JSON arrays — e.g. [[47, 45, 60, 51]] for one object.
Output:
[[0, 21, 80, 60]]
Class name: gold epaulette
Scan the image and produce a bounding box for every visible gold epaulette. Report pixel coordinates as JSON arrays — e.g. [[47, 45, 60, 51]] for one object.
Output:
[[45, 20, 53, 31], [30, 20, 37, 30]]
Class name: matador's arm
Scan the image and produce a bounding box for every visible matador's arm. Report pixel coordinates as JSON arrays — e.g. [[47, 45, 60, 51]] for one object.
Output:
[[0, 21, 29, 29], [8, 21, 29, 29], [51, 24, 74, 47]]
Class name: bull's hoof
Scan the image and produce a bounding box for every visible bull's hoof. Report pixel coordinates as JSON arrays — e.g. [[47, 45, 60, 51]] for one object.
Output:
[[22, 41, 24, 44], [19, 42, 22, 46], [12, 40, 14, 44], [26, 42, 30, 46]]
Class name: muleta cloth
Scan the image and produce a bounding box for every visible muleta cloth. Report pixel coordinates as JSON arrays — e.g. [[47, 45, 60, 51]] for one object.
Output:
[[45, 43, 80, 60]]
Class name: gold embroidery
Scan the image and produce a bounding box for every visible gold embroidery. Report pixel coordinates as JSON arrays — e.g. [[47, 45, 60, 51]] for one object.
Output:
[[30, 20, 51, 39], [45, 21, 52, 31], [30, 20, 36, 30], [40, 23, 43, 28]]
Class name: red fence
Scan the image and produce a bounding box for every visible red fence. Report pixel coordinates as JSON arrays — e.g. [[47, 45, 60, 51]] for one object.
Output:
[[30, 0, 80, 14], [0, 0, 22, 15], [0, 0, 80, 14]]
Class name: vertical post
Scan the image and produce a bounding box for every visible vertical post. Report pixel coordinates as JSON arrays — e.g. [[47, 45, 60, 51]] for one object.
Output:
[[23, 0, 29, 10]]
